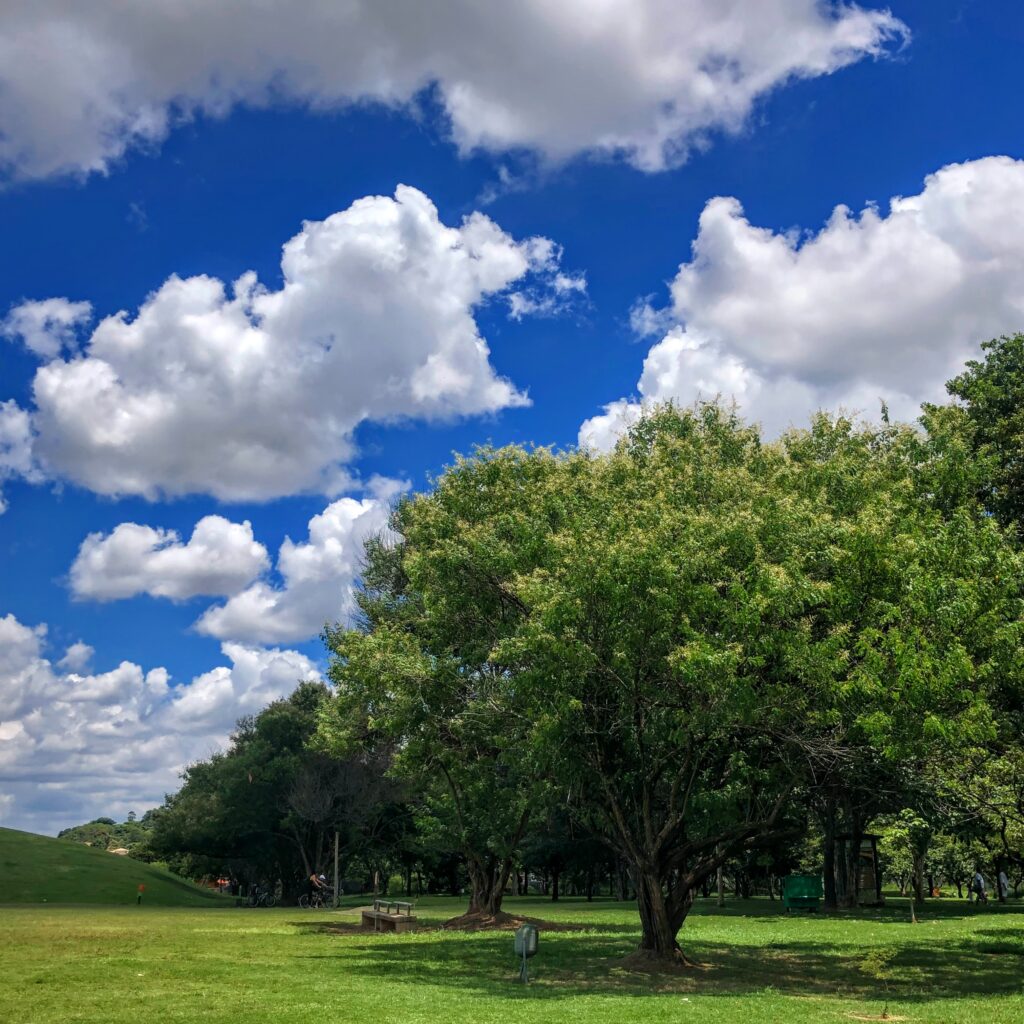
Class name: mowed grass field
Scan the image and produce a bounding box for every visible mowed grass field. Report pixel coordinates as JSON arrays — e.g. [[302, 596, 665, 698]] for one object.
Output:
[[2, 895, 1023, 1024]]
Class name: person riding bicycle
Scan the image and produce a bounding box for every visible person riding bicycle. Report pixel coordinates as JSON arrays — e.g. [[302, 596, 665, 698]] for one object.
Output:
[[304, 871, 327, 902]]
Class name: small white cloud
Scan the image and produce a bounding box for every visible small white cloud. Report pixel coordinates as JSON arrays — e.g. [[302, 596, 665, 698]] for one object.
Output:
[[628, 298, 673, 339], [57, 641, 94, 673], [508, 268, 587, 319], [579, 399, 645, 454], [2, 298, 92, 359], [70, 516, 270, 602], [197, 489, 401, 644], [0, 401, 41, 513]]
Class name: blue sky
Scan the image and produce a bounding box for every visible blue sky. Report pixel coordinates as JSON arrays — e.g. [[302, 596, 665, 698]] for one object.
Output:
[[1, 0, 1022, 833]]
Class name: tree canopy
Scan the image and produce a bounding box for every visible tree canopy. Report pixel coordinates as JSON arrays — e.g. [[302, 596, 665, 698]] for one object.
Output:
[[318, 402, 1024, 958]]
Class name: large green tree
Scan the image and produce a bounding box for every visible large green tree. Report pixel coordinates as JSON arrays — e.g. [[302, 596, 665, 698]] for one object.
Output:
[[322, 404, 1023, 960], [318, 455, 561, 922], [778, 408, 1013, 909]]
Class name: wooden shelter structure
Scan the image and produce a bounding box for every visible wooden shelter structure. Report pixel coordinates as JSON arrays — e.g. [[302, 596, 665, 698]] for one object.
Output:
[[833, 832, 884, 906]]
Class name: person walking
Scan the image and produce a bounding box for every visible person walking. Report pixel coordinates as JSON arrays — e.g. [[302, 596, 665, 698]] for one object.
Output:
[[972, 869, 987, 904], [998, 869, 1010, 900]]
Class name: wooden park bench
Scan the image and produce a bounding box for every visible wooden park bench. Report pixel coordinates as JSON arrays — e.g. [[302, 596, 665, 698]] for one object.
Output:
[[361, 898, 417, 933]]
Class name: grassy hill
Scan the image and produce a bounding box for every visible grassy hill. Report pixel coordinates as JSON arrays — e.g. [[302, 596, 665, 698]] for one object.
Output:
[[0, 827, 229, 906]]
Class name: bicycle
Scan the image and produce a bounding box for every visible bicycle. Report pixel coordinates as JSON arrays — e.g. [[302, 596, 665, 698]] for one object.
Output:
[[247, 885, 277, 908], [298, 886, 334, 909]]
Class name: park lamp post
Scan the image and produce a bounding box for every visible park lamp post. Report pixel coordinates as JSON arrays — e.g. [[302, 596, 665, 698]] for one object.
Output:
[[514, 923, 538, 983]]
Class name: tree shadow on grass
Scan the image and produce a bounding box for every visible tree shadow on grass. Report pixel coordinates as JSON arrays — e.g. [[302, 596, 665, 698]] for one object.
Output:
[[687, 896, 1024, 925], [288, 919, 1024, 1003]]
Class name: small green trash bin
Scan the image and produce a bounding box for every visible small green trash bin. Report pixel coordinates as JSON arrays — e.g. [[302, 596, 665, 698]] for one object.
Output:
[[783, 874, 822, 912]]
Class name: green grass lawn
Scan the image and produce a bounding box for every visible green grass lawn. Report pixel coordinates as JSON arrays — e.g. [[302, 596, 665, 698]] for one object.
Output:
[[1, 895, 1022, 1023], [0, 827, 229, 906]]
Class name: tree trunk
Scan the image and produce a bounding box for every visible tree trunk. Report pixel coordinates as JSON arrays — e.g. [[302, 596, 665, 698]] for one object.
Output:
[[465, 853, 516, 918], [822, 799, 838, 910], [551, 868, 560, 902], [716, 861, 725, 907], [616, 862, 629, 901], [634, 868, 693, 963], [847, 815, 864, 908], [912, 854, 926, 903], [835, 836, 849, 907]]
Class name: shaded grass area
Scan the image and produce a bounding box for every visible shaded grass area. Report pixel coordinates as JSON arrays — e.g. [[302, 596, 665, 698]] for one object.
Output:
[[1, 895, 1022, 1023], [0, 826, 229, 906]]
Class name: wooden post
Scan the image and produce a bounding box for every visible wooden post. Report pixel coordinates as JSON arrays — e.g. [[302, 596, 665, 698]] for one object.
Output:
[[333, 832, 339, 909]]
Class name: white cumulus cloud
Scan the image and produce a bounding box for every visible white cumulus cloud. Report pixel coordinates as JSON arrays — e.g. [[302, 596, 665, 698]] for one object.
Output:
[[0, 610, 318, 834], [70, 516, 270, 601], [197, 487, 398, 645], [581, 156, 1024, 446], [2, 297, 92, 359], [0, 1, 905, 182], [15, 185, 568, 503], [56, 641, 95, 673], [0, 400, 40, 513]]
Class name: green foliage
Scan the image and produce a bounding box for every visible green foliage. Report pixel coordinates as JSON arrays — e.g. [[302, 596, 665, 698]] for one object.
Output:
[[150, 681, 401, 892], [319, 450, 564, 912], [945, 332, 1024, 531], [58, 811, 158, 860], [878, 809, 932, 891], [320, 401, 1024, 944]]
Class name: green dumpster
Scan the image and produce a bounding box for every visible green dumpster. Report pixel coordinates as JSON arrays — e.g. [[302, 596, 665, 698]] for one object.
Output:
[[783, 874, 822, 912]]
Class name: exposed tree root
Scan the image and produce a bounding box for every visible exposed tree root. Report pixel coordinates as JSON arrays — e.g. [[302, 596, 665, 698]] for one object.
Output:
[[847, 1015, 906, 1022], [441, 909, 592, 932], [621, 945, 702, 972], [441, 910, 525, 931]]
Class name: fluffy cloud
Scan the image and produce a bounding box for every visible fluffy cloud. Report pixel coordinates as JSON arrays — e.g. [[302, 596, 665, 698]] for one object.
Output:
[[1, 298, 92, 359], [13, 186, 569, 502], [581, 156, 1024, 446], [57, 641, 94, 673], [197, 488, 397, 644], [0, 400, 40, 513], [0, 611, 318, 834], [0, 2, 905, 182], [70, 516, 269, 601]]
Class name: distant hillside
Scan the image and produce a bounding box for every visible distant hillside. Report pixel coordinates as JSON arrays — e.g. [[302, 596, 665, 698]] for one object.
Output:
[[0, 827, 229, 906]]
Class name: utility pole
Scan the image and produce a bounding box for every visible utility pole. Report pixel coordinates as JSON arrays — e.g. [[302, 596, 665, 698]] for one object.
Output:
[[717, 847, 725, 908], [334, 832, 340, 909]]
